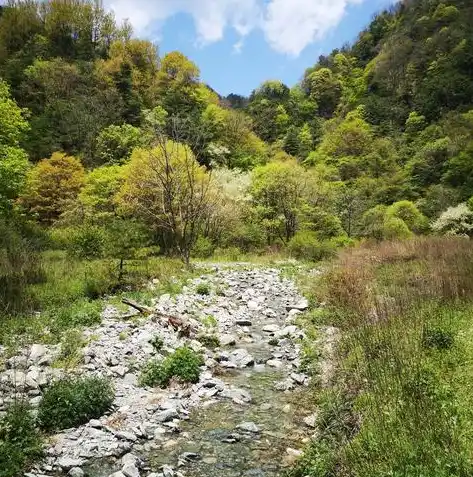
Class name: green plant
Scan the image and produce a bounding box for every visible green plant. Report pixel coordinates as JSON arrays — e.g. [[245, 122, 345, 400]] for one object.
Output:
[[0, 403, 43, 477], [288, 231, 337, 262], [51, 299, 102, 329], [201, 315, 218, 328], [150, 335, 164, 352], [139, 346, 204, 388], [38, 377, 114, 431], [422, 326, 455, 350], [192, 236, 215, 258], [53, 329, 85, 369], [196, 282, 211, 295], [119, 331, 128, 341], [197, 334, 221, 349]]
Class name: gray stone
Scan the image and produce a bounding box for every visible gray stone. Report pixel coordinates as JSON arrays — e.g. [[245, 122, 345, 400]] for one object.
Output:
[[220, 335, 236, 346], [57, 457, 85, 470], [29, 344, 47, 362], [303, 414, 317, 428], [262, 324, 280, 333], [266, 359, 283, 368], [179, 452, 201, 462], [122, 463, 140, 477], [155, 408, 178, 422], [68, 468, 84, 477], [236, 421, 260, 433]]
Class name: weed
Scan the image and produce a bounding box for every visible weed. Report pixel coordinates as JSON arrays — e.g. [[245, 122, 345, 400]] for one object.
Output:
[[139, 347, 204, 388], [53, 329, 85, 369], [196, 282, 211, 295], [201, 315, 218, 328], [150, 335, 164, 352], [197, 334, 220, 349], [118, 331, 128, 341], [38, 376, 114, 431], [0, 403, 43, 477]]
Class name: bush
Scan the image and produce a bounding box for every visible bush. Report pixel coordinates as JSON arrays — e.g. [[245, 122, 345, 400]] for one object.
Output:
[[38, 376, 114, 431], [139, 347, 204, 388], [196, 282, 211, 295], [0, 403, 43, 477], [69, 225, 106, 259], [288, 231, 337, 262], [197, 334, 221, 349], [381, 216, 413, 240], [192, 236, 215, 258], [150, 335, 164, 352], [422, 326, 455, 350], [432, 203, 473, 237], [386, 200, 428, 233]]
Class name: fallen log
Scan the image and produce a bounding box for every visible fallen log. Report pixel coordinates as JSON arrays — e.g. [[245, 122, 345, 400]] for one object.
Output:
[[122, 298, 153, 314]]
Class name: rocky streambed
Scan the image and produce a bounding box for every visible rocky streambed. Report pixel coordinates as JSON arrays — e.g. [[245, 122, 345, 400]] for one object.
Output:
[[1, 265, 321, 477]]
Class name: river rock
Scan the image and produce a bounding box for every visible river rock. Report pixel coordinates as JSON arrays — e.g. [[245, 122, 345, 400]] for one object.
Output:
[[236, 421, 260, 433], [68, 468, 84, 477], [262, 324, 280, 333]]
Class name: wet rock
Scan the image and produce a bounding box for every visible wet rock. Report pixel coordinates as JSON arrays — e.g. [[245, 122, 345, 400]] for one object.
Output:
[[222, 432, 242, 443], [220, 387, 252, 404], [236, 421, 260, 433], [179, 452, 202, 462]]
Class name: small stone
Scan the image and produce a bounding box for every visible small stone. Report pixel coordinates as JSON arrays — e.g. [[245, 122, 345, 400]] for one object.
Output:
[[122, 463, 140, 477], [220, 335, 236, 346], [247, 300, 258, 310], [122, 453, 139, 466], [57, 457, 84, 470], [68, 468, 84, 477], [236, 421, 260, 433], [236, 320, 252, 326], [179, 452, 201, 462], [202, 457, 217, 464], [89, 419, 102, 428], [262, 324, 280, 333], [222, 432, 242, 443], [161, 465, 174, 477], [116, 431, 138, 442], [285, 300, 308, 312], [266, 359, 283, 368], [290, 372, 307, 385], [155, 409, 178, 422], [109, 473, 126, 477], [111, 365, 128, 377], [303, 414, 317, 428], [260, 403, 272, 411]]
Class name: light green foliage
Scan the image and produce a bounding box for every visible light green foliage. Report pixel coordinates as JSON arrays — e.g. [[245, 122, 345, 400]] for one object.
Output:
[[288, 231, 337, 262], [432, 203, 473, 237], [95, 124, 142, 165], [0, 403, 43, 477], [251, 159, 311, 243], [386, 200, 428, 234], [139, 347, 204, 388], [192, 236, 214, 258], [0, 81, 30, 213], [38, 377, 114, 431], [77, 165, 125, 220]]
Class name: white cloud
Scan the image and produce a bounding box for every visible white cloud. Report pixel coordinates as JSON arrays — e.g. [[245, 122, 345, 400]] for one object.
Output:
[[263, 0, 363, 56], [106, 0, 364, 56]]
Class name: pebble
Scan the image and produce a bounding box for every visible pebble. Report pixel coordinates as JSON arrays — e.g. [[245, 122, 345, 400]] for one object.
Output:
[[236, 421, 260, 433]]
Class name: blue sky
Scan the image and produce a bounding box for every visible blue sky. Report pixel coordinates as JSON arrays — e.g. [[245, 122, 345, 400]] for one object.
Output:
[[106, 0, 395, 96]]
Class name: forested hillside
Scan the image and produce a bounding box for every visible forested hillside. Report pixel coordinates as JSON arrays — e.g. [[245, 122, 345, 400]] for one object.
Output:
[[2, 0, 473, 475]]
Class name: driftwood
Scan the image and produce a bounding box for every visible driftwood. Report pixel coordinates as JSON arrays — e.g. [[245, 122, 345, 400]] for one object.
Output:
[[122, 298, 153, 314], [122, 298, 197, 337]]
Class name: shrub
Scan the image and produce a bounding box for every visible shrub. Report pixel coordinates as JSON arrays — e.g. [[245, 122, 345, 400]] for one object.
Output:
[[139, 347, 204, 388], [192, 236, 215, 258], [0, 403, 43, 477], [381, 216, 413, 240], [197, 334, 221, 349], [386, 200, 428, 233], [422, 326, 455, 350], [38, 376, 114, 431], [69, 225, 106, 259], [196, 282, 211, 295], [288, 231, 337, 262], [432, 203, 473, 237]]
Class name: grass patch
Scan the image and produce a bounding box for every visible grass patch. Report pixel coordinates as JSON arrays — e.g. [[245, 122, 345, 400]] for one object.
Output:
[[0, 403, 44, 477], [290, 237, 473, 477], [38, 376, 114, 432], [139, 347, 204, 388]]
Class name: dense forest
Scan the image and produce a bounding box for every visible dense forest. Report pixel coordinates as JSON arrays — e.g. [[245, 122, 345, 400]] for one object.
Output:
[[2, 0, 473, 476]]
